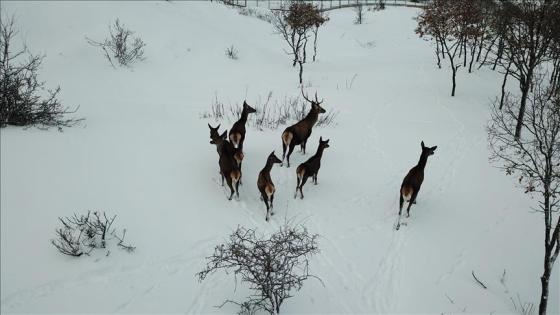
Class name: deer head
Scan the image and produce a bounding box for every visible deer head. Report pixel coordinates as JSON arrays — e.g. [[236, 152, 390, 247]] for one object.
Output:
[[319, 136, 330, 149], [421, 141, 437, 156], [267, 151, 282, 164], [301, 89, 326, 113], [243, 101, 257, 114], [208, 123, 221, 140], [210, 130, 227, 145]]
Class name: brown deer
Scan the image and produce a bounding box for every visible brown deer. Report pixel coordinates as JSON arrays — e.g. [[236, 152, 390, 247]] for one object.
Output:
[[281, 90, 326, 167], [257, 151, 282, 221], [397, 141, 437, 230], [229, 101, 256, 150], [209, 124, 244, 168], [210, 130, 242, 200], [208, 123, 221, 154], [294, 137, 330, 199]]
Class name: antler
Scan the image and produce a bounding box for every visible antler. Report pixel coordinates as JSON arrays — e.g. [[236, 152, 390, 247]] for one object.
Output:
[[301, 87, 323, 104]]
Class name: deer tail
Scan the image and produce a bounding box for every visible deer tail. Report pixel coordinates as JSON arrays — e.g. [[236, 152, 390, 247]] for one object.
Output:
[[282, 131, 293, 148], [400, 186, 413, 202], [231, 170, 241, 185], [296, 165, 305, 180]]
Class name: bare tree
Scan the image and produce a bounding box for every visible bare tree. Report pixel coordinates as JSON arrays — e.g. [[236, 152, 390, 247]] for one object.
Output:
[[488, 74, 560, 315], [196, 224, 321, 315], [416, 0, 465, 96], [0, 15, 81, 129], [353, 3, 364, 25], [490, 0, 560, 139], [272, 2, 326, 84], [86, 18, 146, 68]]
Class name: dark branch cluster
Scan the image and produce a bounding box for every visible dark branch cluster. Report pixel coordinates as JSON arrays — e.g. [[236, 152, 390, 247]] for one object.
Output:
[[86, 18, 146, 68], [196, 224, 320, 315], [272, 2, 327, 84], [0, 15, 82, 129], [51, 211, 135, 257]]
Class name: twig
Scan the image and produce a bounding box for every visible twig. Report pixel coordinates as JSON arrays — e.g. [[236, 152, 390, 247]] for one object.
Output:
[[472, 270, 487, 289]]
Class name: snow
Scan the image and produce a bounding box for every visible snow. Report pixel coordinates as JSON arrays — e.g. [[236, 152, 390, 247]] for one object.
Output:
[[1, 1, 558, 314]]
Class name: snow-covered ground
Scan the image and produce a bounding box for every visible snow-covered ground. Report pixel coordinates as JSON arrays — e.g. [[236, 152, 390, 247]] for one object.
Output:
[[1, 1, 558, 314]]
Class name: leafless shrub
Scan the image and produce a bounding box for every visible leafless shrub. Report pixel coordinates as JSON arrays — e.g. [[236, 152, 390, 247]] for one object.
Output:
[[200, 92, 338, 130], [86, 18, 146, 68], [238, 7, 273, 23], [0, 15, 82, 129], [196, 223, 321, 315], [51, 211, 135, 257], [354, 3, 364, 24], [225, 45, 239, 60]]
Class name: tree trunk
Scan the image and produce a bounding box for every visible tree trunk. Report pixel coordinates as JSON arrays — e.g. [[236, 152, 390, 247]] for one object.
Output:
[[313, 27, 318, 62], [539, 189, 552, 315], [515, 73, 532, 139], [493, 38, 504, 71], [298, 60, 304, 84], [451, 66, 457, 97], [435, 39, 441, 69], [499, 61, 512, 110]]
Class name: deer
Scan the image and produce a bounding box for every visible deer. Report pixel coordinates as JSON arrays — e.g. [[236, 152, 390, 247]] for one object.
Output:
[[209, 123, 244, 168], [396, 141, 437, 230], [281, 89, 326, 167], [257, 151, 282, 221], [210, 130, 242, 200], [229, 101, 256, 151], [208, 123, 221, 154], [294, 137, 330, 199]]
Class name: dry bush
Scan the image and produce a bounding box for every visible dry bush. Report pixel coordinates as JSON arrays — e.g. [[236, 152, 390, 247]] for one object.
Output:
[[86, 18, 146, 68], [201, 92, 338, 130], [1, 15, 82, 129], [51, 211, 135, 257], [197, 223, 321, 315]]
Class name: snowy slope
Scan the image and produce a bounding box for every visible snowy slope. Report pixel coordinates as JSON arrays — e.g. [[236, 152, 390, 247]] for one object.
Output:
[[1, 1, 558, 314]]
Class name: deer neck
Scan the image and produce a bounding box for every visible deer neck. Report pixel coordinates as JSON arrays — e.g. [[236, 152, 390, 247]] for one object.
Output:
[[315, 146, 325, 159], [304, 109, 319, 126], [262, 160, 274, 173], [417, 153, 429, 170], [239, 109, 250, 124]]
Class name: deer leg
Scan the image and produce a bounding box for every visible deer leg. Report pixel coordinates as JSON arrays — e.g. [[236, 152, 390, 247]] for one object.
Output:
[[221, 172, 225, 187], [261, 192, 270, 221], [282, 142, 287, 166], [286, 143, 296, 168], [295, 176, 301, 199], [270, 193, 275, 213], [399, 194, 404, 216], [299, 176, 309, 199], [226, 176, 235, 200], [406, 191, 418, 218], [235, 178, 240, 199]]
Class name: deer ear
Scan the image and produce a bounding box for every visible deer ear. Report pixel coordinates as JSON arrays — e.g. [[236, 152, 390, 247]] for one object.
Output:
[[243, 100, 248, 106], [431, 146, 437, 151], [320, 136, 323, 142], [217, 124, 220, 129], [208, 123, 212, 128], [221, 130, 227, 138], [421, 141, 425, 148]]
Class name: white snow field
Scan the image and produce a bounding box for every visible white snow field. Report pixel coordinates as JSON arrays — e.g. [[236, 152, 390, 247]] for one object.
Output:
[[1, 1, 558, 314]]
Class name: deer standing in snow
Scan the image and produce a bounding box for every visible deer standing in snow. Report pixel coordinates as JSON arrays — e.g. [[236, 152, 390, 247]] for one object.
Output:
[[295, 137, 330, 199], [210, 130, 242, 200], [229, 101, 256, 151], [281, 89, 326, 167], [257, 151, 282, 221], [397, 141, 437, 230]]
